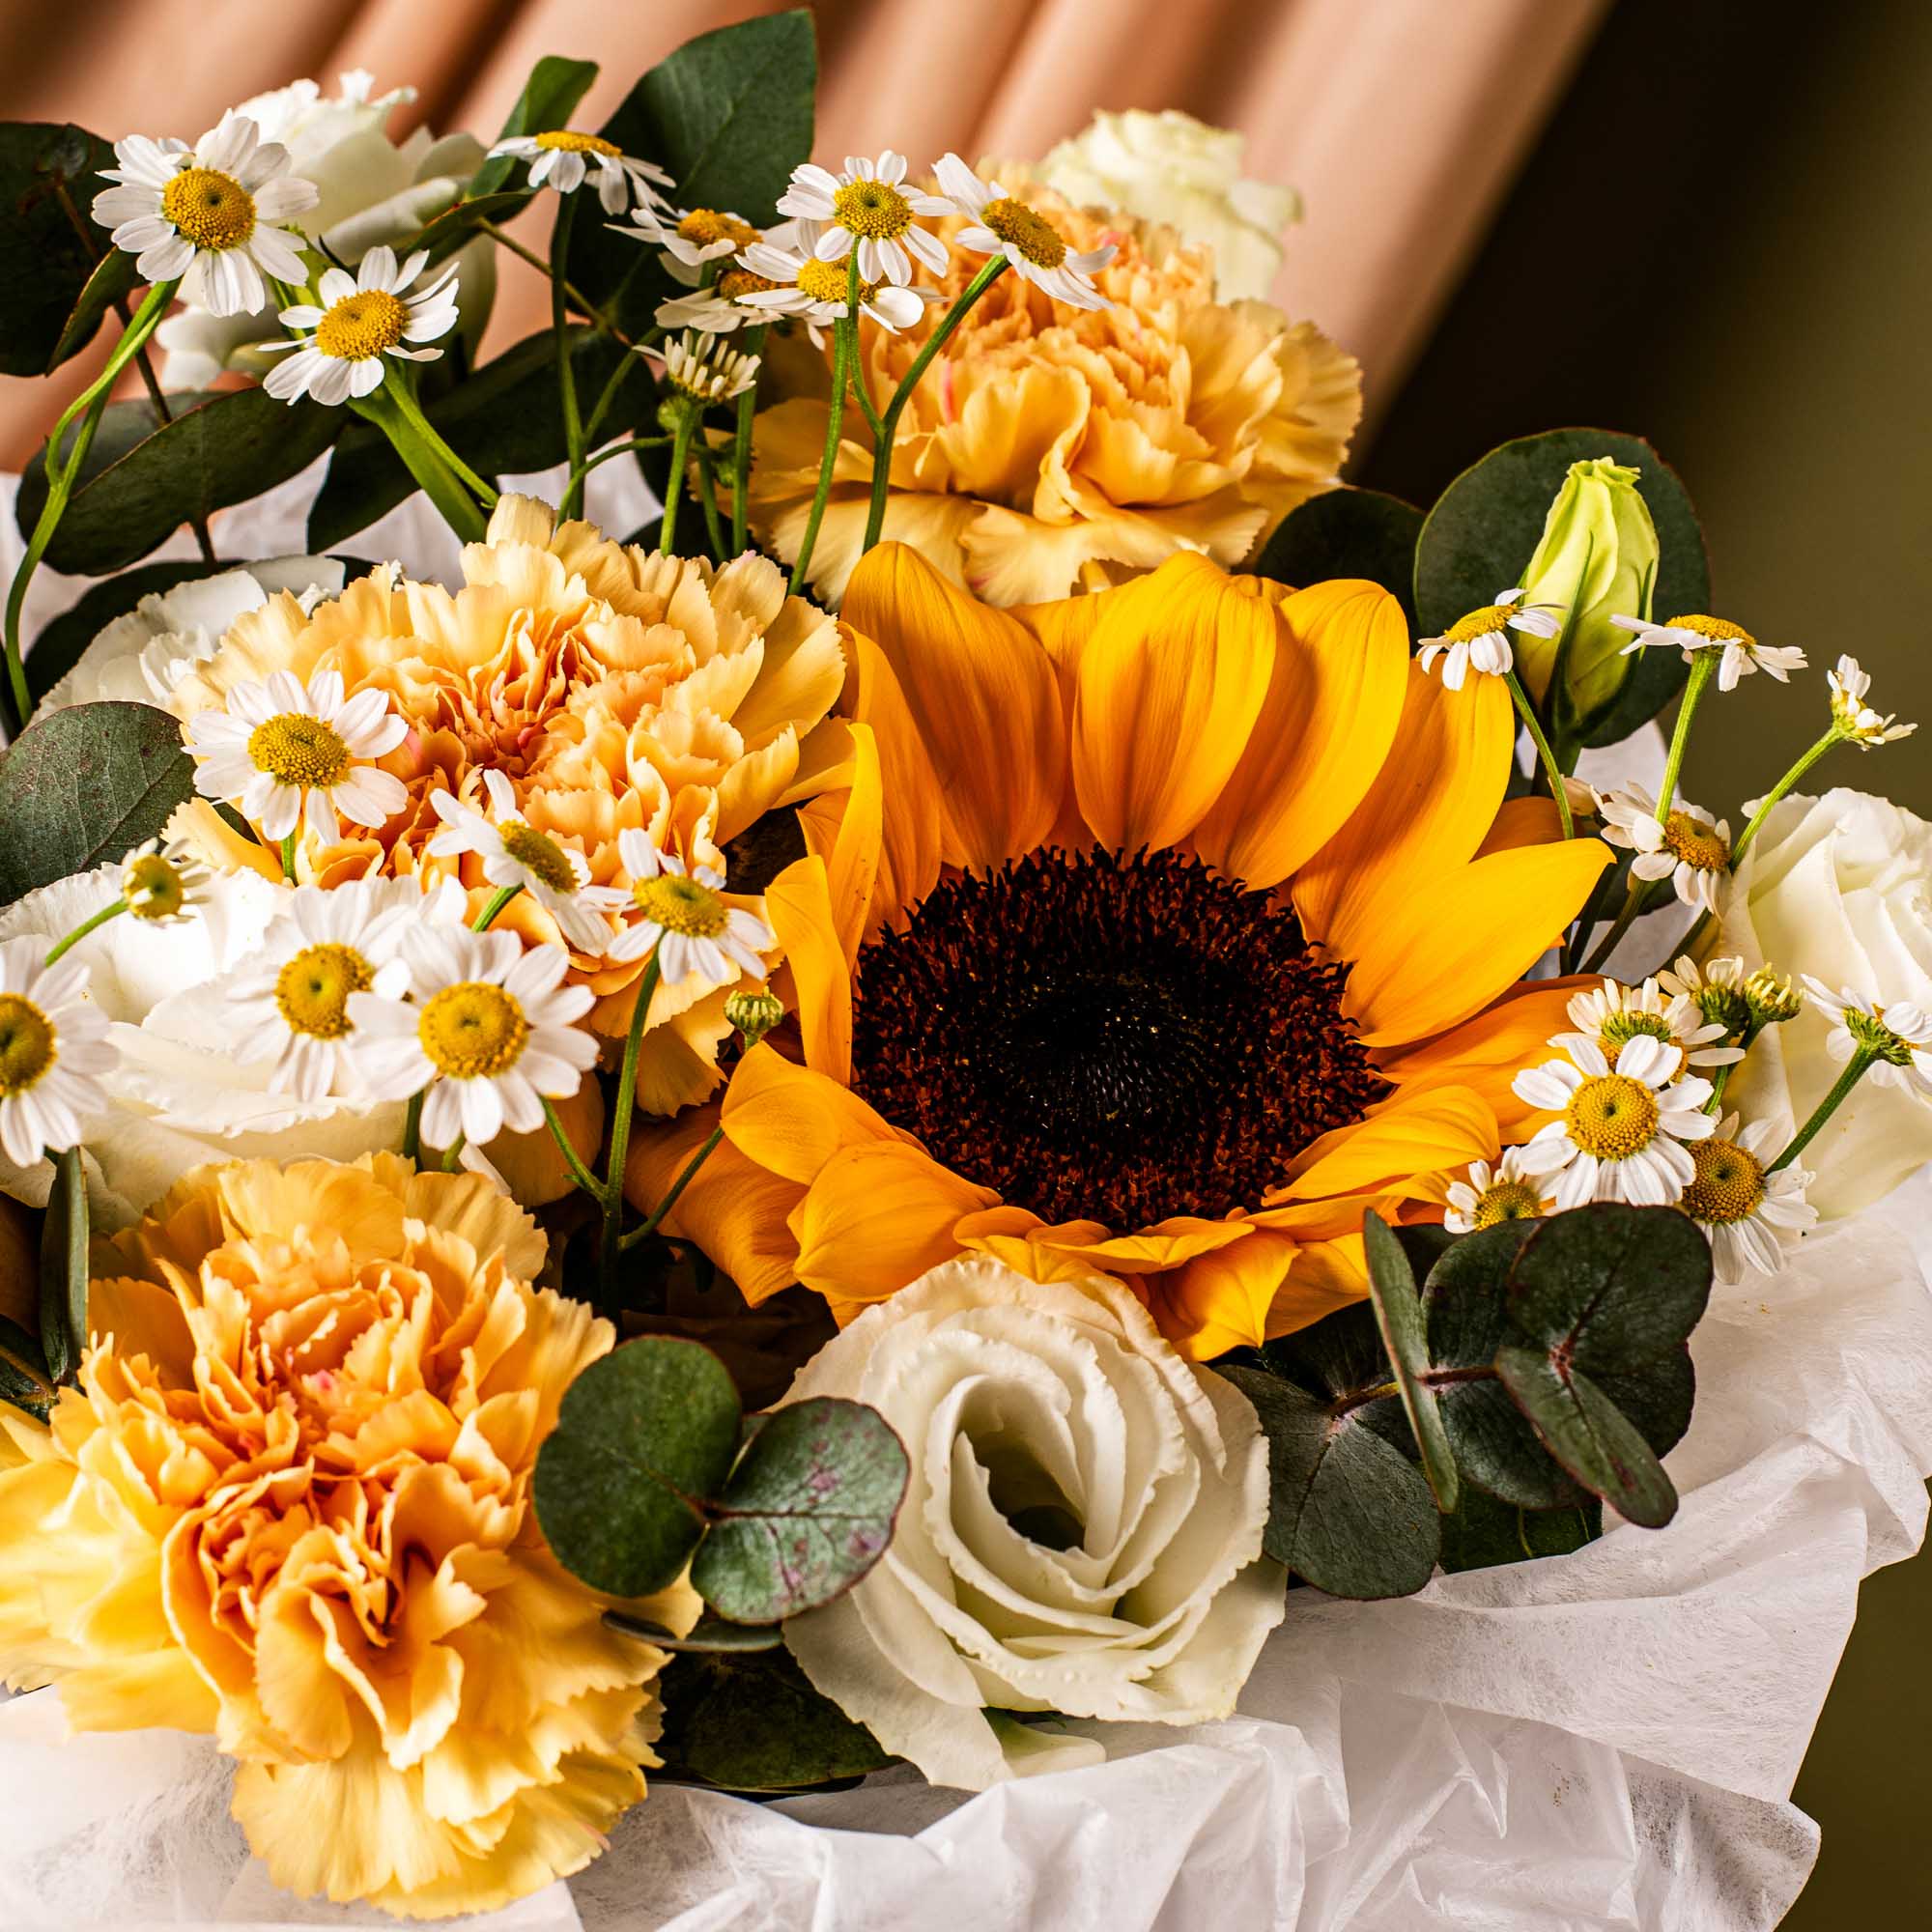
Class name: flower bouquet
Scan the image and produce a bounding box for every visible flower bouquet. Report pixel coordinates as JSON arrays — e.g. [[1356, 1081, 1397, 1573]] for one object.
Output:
[[0, 14, 1927, 1927]]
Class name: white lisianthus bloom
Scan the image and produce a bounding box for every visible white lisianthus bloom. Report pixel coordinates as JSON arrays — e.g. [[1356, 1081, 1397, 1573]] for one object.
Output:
[[1035, 108, 1301, 301], [1716, 788, 1932, 1217], [781, 1255, 1286, 1791]]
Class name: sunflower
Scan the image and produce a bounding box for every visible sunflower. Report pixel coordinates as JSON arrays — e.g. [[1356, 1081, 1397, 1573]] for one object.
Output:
[[627, 546, 1611, 1356]]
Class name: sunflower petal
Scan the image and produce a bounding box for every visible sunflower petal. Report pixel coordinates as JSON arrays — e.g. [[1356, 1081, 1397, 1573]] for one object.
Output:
[[791, 1142, 997, 1302], [1265, 1236, 1368, 1335], [1144, 1226, 1298, 1359], [796, 723, 883, 969], [843, 633, 945, 928], [1264, 1084, 1499, 1206], [764, 857, 852, 1081], [1037, 1216, 1253, 1274], [720, 1041, 901, 1184]]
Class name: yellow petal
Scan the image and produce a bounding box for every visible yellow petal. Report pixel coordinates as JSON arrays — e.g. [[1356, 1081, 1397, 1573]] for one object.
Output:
[[798, 722, 883, 969], [1037, 1216, 1253, 1275], [720, 1041, 901, 1185], [1264, 1236, 1369, 1339], [1265, 1085, 1499, 1206], [1477, 795, 1565, 857], [1144, 1227, 1298, 1360], [1070, 553, 1277, 853], [792, 1142, 997, 1303], [842, 632, 946, 929], [763, 855, 851, 1082]]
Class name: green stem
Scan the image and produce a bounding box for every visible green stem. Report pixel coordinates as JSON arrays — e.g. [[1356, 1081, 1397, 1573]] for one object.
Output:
[[731, 325, 766, 555], [1506, 669, 1574, 839], [1769, 1046, 1878, 1173], [1580, 881, 1652, 977], [42, 899, 125, 966], [543, 1096, 607, 1199], [402, 1092, 425, 1165], [384, 375, 498, 505], [694, 441, 727, 558], [1706, 1020, 1759, 1113], [1729, 725, 1845, 872], [565, 434, 671, 499], [551, 194, 585, 496], [661, 409, 696, 555], [440, 1135, 467, 1172], [279, 832, 298, 884], [1655, 650, 1718, 828], [579, 352, 639, 458], [477, 220, 639, 350], [353, 388, 489, 543], [599, 955, 662, 1309], [861, 256, 1007, 554], [472, 883, 523, 931], [120, 320, 215, 563], [620, 1123, 723, 1249], [790, 259, 861, 595]]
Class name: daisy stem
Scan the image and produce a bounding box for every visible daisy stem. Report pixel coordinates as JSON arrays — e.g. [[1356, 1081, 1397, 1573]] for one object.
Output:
[[579, 352, 639, 455], [472, 884, 523, 931], [1579, 882, 1652, 977], [694, 442, 728, 558], [440, 1135, 466, 1173], [41, 899, 125, 967], [731, 327, 767, 555], [861, 256, 1007, 555], [1654, 650, 1719, 829], [1505, 670, 1574, 838], [382, 376, 499, 506], [789, 262, 860, 595], [565, 435, 672, 500], [1769, 1045, 1877, 1174], [279, 833, 298, 884], [660, 410, 696, 555], [542, 1097, 606, 1199], [355, 388, 489, 544], [619, 1123, 723, 1250], [476, 222, 639, 352], [1728, 725, 1846, 872], [599, 954, 664, 1306], [1706, 1022, 1759, 1113], [402, 1093, 425, 1165], [551, 195, 586, 496]]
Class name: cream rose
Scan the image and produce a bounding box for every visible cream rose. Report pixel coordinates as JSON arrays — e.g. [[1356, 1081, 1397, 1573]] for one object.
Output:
[[1036, 108, 1300, 300], [1716, 787, 1932, 1216], [781, 1256, 1286, 1790]]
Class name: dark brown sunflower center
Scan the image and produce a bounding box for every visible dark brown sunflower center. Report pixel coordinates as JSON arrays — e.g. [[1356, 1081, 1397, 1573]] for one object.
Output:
[[849, 846, 1388, 1228]]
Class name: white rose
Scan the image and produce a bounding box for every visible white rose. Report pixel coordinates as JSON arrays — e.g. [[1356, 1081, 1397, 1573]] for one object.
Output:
[[156, 71, 494, 386], [1716, 787, 1932, 1216], [35, 557, 346, 712], [1035, 108, 1300, 300], [781, 1255, 1286, 1790]]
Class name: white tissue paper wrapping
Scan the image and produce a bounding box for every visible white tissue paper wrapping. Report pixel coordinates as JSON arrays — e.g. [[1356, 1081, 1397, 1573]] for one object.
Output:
[[2, 469, 1927, 1928]]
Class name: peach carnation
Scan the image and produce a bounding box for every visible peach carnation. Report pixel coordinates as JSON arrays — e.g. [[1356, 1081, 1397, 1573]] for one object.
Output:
[[0, 1154, 694, 1919], [747, 178, 1361, 607]]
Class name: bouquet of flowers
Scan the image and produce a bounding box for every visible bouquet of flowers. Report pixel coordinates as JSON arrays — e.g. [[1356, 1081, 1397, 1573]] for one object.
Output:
[[0, 13, 1924, 1923]]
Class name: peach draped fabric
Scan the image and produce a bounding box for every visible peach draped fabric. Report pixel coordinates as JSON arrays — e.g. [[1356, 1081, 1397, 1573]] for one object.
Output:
[[0, 0, 1605, 465]]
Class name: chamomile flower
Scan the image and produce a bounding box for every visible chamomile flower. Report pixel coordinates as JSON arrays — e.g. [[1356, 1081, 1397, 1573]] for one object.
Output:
[[185, 668, 409, 843], [777, 153, 952, 285], [348, 926, 599, 1148], [1597, 784, 1733, 914], [118, 836, 209, 923], [1554, 976, 1745, 1071], [925, 154, 1115, 308], [488, 130, 672, 214], [1442, 1147, 1553, 1235], [0, 938, 116, 1170], [1680, 1114, 1817, 1283], [659, 330, 762, 405], [608, 830, 773, 987], [736, 227, 932, 335], [263, 245, 460, 407], [92, 114, 318, 317], [1828, 654, 1918, 748], [1657, 954, 1753, 1036], [1799, 979, 1932, 1094], [1610, 611, 1806, 693], [229, 877, 463, 1101], [428, 769, 630, 953], [654, 284, 763, 333], [617, 205, 763, 281], [1415, 588, 1563, 691], [1513, 1035, 1717, 1209]]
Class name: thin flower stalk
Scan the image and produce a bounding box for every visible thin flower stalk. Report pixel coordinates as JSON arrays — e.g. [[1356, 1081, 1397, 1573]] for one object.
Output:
[[789, 253, 862, 592], [1769, 1046, 1878, 1174]]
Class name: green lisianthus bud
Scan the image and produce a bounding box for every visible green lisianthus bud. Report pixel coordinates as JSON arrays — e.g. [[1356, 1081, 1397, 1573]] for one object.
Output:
[[1513, 458, 1661, 724], [725, 987, 785, 1047]]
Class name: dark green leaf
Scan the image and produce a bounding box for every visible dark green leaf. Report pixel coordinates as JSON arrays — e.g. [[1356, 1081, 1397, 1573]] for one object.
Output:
[[1493, 1345, 1678, 1527], [0, 701, 192, 906], [532, 1336, 742, 1597], [1220, 1362, 1439, 1598], [467, 58, 600, 199], [408, 189, 533, 266], [664, 1647, 892, 1791], [1595, 1346, 1697, 1463], [604, 1610, 783, 1653], [37, 1147, 87, 1385], [0, 123, 125, 376], [1247, 488, 1422, 627], [1438, 1486, 1602, 1574], [45, 245, 142, 375], [0, 1356, 51, 1421], [24, 556, 232, 704], [1361, 1212, 1459, 1511], [1421, 1220, 1537, 1370], [17, 390, 342, 575]]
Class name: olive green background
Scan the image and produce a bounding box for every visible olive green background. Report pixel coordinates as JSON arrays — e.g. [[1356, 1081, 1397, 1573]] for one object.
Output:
[[1358, 1, 1931, 1920]]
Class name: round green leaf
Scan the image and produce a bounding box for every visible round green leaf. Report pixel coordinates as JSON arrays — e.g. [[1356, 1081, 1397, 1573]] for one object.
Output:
[[1361, 1212, 1459, 1512], [1494, 1345, 1678, 1528], [532, 1336, 742, 1598], [666, 1647, 892, 1791], [0, 123, 128, 377], [1438, 1486, 1601, 1575], [1246, 488, 1422, 627], [604, 1610, 782, 1653], [689, 1396, 908, 1623]]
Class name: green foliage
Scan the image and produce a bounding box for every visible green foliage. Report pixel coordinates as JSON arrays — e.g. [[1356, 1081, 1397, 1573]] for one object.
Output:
[[467, 58, 601, 199], [659, 1646, 893, 1792], [0, 123, 134, 377], [1361, 1211, 1460, 1511], [1438, 1486, 1602, 1574], [0, 701, 192, 907], [38, 1148, 88, 1386], [1246, 488, 1423, 627]]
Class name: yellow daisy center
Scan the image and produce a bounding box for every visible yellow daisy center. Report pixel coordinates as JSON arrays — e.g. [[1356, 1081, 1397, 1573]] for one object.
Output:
[[1681, 1136, 1766, 1224], [160, 166, 256, 251], [1471, 1178, 1546, 1229], [498, 820, 578, 894], [535, 129, 619, 156], [794, 258, 854, 304], [633, 873, 727, 938], [1662, 810, 1730, 871], [1599, 1010, 1675, 1062], [123, 851, 186, 919], [717, 268, 780, 300], [314, 289, 410, 361], [417, 982, 529, 1080], [1666, 613, 1756, 649], [832, 177, 913, 240], [0, 994, 55, 1097], [677, 209, 759, 248], [274, 943, 373, 1040], [246, 713, 352, 790], [1564, 1073, 1661, 1160], [1444, 603, 1515, 643], [981, 196, 1067, 269]]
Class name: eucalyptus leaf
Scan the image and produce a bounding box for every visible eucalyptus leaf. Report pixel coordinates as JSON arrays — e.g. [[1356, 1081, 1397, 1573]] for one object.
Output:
[[604, 1611, 783, 1653], [38, 1147, 87, 1385], [665, 1648, 892, 1791], [467, 58, 601, 199], [1493, 1344, 1678, 1528], [1246, 488, 1422, 627], [408, 189, 534, 266], [1438, 1486, 1602, 1575], [0, 123, 125, 376], [44, 245, 142, 375], [532, 1336, 741, 1598], [1361, 1212, 1459, 1512], [0, 701, 192, 906], [689, 1396, 908, 1623]]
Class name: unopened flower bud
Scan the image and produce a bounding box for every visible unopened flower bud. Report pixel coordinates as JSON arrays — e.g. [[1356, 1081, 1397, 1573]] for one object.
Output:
[[120, 837, 206, 923], [725, 986, 784, 1046], [1745, 966, 1803, 1027]]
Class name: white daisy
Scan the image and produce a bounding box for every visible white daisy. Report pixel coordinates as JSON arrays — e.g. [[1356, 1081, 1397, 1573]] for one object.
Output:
[[777, 153, 952, 286], [659, 329, 762, 406], [428, 770, 631, 953], [608, 830, 773, 987], [118, 836, 210, 923], [1442, 1147, 1553, 1235], [924, 154, 1115, 308], [489, 130, 672, 215], [1596, 783, 1732, 914], [92, 114, 319, 318], [1828, 654, 1918, 748], [1554, 976, 1745, 1072], [1657, 953, 1753, 1036], [228, 876, 464, 1101], [615, 205, 762, 282], [1681, 1114, 1817, 1283], [1415, 587, 1563, 691], [0, 937, 117, 1170], [1512, 1034, 1717, 1209], [347, 925, 599, 1148], [736, 225, 933, 337], [1610, 611, 1806, 693], [654, 286, 761, 334], [263, 245, 460, 407], [1799, 979, 1932, 1095], [185, 668, 409, 843]]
